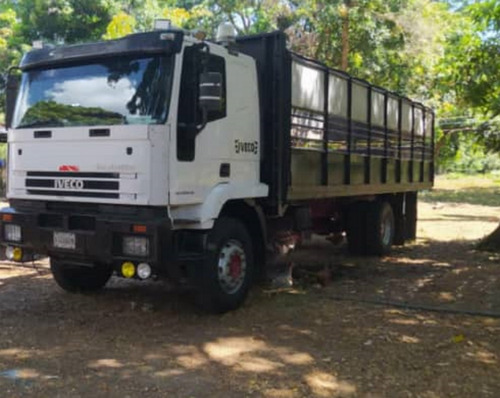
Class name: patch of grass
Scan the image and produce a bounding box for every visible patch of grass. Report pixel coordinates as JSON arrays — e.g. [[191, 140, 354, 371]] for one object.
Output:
[[421, 173, 500, 207], [435, 173, 500, 189], [421, 187, 500, 206]]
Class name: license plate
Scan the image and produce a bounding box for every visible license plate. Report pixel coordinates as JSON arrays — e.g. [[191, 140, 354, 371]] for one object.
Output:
[[53, 232, 76, 250]]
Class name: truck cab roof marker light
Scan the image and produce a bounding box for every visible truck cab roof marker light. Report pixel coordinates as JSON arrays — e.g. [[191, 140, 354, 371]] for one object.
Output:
[[154, 19, 172, 30]]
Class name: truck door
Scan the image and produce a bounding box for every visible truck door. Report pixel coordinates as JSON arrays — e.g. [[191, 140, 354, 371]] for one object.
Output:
[[170, 45, 228, 206]]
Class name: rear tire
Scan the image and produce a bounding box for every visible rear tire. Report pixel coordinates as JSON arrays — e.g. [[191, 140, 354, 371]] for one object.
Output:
[[346, 202, 368, 255], [194, 217, 254, 314], [366, 201, 395, 255], [50, 259, 112, 293]]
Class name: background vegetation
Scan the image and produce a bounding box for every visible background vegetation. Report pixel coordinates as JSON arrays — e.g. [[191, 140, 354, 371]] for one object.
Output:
[[0, 0, 500, 171]]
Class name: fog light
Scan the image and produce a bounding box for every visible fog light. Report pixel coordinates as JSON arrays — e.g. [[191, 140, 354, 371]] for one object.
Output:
[[121, 261, 136, 278], [137, 263, 152, 280], [122, 236, 149, 257], [6, 246, 23, 262], [4, 224, 21, 242]]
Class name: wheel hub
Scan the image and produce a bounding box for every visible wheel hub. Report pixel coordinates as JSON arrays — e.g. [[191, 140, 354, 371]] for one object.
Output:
[[218, 240, 247, 294], [228, 253, 242, 279]]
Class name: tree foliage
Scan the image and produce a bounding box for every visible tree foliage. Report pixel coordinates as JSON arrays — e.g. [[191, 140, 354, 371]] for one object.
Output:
[[15, 0, 114, 44], [436, 1, 500, 154], [0, 5, 22, 116], [0, 0, 499, 161], [103, 11, 137, 40]]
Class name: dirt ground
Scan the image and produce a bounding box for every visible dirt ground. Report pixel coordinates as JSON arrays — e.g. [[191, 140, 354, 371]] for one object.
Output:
[[1, 186, 500, 397]]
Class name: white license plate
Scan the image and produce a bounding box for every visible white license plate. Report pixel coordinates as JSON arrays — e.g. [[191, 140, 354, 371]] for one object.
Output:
[[53, 232, 76, 250]]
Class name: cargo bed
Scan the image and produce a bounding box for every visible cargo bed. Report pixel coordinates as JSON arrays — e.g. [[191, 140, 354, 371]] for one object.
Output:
[[237, 32, 434, 208]]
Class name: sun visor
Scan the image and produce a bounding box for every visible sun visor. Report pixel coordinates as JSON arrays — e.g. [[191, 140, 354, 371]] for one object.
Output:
[[20, 30, 184, 70]]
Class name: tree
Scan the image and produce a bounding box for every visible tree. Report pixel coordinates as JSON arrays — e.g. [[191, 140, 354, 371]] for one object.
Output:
[[195, 0, 297, 37], [438, 1, 500, 143], [0, 6, 23, 123], [15, 0, 115, 44], [443, 0, 500, 250], [103, 11, 137, 39]]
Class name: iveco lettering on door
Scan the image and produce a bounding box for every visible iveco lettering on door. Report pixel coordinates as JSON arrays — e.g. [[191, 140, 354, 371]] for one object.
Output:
[[55, 179, 84, 190], [235, 140, 258, 155]]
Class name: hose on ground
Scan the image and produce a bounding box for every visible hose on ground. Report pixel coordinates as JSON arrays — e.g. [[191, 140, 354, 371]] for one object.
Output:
[[323, 294, 500, 319]]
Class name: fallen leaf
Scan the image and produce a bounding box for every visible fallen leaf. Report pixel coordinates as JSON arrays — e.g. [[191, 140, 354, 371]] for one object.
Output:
[[452, 334, 465, 343]]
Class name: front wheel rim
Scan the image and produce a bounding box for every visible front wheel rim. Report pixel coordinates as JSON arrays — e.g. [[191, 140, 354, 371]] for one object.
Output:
[[217, 239, 247, 294]]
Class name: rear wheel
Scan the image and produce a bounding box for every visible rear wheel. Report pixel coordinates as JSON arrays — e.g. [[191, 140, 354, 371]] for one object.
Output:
[[50, 259, 113, 293], [194, 217, 254, 313], [346, 202, 368, 255], [366, 201, 395, 255]]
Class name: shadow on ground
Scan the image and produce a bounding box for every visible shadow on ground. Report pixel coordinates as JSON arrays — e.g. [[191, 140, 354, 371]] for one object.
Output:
[[1, 236, 500, 397]]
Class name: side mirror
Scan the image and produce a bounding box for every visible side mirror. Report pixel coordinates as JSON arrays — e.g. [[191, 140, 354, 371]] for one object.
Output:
[[199, 72, 223, 112], [6, 70, 20, 129]]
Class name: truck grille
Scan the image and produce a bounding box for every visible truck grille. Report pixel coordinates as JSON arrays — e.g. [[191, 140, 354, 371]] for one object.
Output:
[[25, 171, 120, 199]]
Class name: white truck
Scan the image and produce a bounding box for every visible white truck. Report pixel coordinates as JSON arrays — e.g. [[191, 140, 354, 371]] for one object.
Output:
[[2, 24, 434, 312]]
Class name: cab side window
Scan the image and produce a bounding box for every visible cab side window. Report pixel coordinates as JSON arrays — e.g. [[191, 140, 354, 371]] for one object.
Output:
[[177, 47, 226, 161]]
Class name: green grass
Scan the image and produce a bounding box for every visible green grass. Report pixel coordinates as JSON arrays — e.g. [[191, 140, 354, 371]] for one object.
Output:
[[420, 173, 500, 207]]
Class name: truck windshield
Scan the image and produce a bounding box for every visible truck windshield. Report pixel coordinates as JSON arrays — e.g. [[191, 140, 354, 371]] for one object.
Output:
[[14, 55, 174, 128]]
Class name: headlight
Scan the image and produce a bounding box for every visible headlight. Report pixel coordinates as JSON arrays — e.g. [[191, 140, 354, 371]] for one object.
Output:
[[122, 236, 149, 257], [4, 224, 22, 242], [137, 263, 152, 280]]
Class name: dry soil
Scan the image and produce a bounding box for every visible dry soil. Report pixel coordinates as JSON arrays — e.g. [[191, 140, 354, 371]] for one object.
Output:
[[0, 191, 499, 397]]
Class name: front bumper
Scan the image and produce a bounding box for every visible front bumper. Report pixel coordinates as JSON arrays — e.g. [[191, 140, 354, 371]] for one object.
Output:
[[0, 200, 178, 278]]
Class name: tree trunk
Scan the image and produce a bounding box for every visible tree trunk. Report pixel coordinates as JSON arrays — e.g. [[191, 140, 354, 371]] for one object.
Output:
[[340, 5, 350, 71], [477, 223, 500, 252]]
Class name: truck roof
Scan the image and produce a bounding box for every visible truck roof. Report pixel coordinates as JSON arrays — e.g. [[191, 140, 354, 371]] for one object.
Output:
[[20, 30, 185, 70]]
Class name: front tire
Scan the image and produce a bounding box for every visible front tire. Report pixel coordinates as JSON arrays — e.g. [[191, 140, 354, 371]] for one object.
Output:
[[194, 217, 254, 313], [50, 259, 113, 293]]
